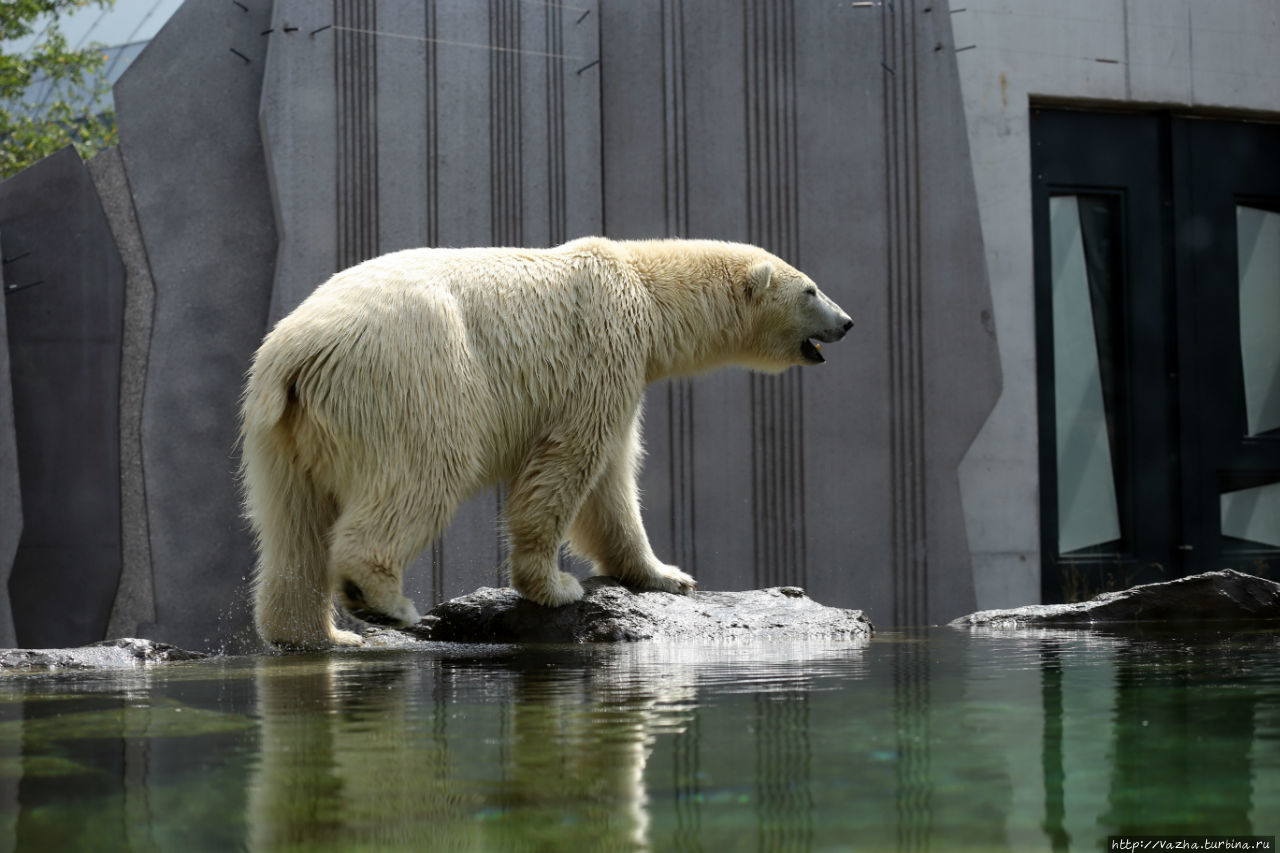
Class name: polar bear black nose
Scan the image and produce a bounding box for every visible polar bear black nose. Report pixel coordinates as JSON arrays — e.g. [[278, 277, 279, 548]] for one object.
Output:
[[842, 319, 853, 332]]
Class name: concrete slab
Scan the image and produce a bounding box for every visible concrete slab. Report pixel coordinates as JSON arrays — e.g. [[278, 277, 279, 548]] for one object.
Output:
[[260, 0, 601, 610], [602, 0, 876, 606], [601, 0, 998, 625], [0, 229, 20, 649], [86, 147, 157, 639], [913, 0, 1002, 625], [0, 146, 125, 648], [259, 0, 338, 325], [114, 0, 277, 648]]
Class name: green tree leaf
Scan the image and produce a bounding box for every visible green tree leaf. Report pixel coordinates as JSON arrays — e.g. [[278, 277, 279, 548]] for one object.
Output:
[[0, 0, 116, 178]]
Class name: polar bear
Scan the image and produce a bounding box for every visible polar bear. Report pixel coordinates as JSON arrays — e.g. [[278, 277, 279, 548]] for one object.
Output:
[[240, 238, 852, 647]]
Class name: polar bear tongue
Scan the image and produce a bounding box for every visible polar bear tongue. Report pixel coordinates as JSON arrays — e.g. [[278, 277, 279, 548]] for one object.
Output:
[[801, 339, 825, 364]]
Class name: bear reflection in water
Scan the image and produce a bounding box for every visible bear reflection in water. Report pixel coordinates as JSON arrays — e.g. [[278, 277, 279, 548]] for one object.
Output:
[[245, 642, 867, 849]]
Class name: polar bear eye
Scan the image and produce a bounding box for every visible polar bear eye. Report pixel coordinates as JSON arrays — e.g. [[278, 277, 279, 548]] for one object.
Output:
[[804, 286, 817, 298]]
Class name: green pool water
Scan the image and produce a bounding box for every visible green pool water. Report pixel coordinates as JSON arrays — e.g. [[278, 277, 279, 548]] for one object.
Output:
[[0, 627, 1276, 851]]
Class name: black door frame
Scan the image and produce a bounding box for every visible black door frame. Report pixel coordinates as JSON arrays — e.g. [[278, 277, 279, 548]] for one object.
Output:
[[1174, 117, 1280, 577], [1032, 108, 1182, 603], [1033, 108, 1280, 602]]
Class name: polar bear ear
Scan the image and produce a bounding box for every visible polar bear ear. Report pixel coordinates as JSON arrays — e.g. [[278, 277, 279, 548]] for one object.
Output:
[[744, 261, 773, 299]]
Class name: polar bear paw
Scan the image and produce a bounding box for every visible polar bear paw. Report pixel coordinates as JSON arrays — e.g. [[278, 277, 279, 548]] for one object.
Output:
[[638, 563, 698, 595], [328, 627, 365, 647], [514, 569, 585, 607], [602, 562, 696, 595], [338, 579, 421, 629], [261, 623, 365, 650]]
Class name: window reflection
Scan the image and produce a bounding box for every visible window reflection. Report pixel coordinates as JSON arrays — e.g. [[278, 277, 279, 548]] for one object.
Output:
[[1236, 205, 1280, 437], [1050, 195, 1124, 554], [1221, 480, 1280, 549], [1101, 635, 1259, 836]]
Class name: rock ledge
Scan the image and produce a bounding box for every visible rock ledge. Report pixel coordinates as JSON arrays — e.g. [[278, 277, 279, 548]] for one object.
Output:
[[0, 638, 209, 671], [397, 576, 873, 643], [950, 569, 1280, 628]]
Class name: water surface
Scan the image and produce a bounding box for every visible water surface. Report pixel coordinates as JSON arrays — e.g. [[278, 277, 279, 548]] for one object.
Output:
[[0, 627, 1276, 851]]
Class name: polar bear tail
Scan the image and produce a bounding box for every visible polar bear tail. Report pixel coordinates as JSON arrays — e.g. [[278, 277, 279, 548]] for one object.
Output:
[[239, 348, 339, 646]]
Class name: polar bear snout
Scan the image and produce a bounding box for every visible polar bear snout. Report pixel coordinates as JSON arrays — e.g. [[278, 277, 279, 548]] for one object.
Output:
[[815, 316, 854, 343], [806, 287, 853, 342], [798, 296, 853, 364]]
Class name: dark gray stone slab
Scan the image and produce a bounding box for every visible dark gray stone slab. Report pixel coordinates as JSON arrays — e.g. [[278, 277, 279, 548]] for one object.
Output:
[[86, 147, 157, 639], [0, 146, 125, 649], [949, 570, 1280, 627], [385, 577, 873, 644], [114, 0, 277, 648], [0, 638, 207, 671], [0, 228, 19, 649]]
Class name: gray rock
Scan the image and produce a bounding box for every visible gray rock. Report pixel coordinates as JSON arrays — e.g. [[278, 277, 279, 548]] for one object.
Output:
[[950, 569, 1280, 628], [0, 638, 208, 671], [390, 576, 873, 644]]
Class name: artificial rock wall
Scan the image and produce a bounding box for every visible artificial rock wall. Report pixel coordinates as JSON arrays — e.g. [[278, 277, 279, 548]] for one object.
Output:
[[0, 0, 998, 648]]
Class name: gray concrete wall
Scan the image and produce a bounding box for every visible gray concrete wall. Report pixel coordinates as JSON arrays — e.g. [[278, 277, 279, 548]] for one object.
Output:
[[0, 146, 124, 648], [255, 0, 996, 626], [259, 0, 603, 607], [950, 0, 1280, 609], [1, 0, 1003, 645]]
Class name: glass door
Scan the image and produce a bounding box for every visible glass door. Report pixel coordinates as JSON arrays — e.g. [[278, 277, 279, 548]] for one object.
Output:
[[1032, 110, 1180, 602], [1033, 110, 1280, 602]]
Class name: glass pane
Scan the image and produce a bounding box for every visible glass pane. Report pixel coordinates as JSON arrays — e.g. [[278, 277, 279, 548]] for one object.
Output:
[[1236, 205, 1280, 436], [1050, 195, 1122, 554], [1221, 481, 1280, 549]]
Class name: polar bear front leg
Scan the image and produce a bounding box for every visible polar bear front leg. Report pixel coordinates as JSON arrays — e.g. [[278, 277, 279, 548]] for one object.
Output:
[[504, 434, 600, 607], [567, 414, 697, 595]]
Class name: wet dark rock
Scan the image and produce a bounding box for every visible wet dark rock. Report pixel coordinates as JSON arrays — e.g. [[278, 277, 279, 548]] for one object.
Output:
[[392, 576, 873, 643], [950, 569, 1280, 628], [0, 637, 208, 670]]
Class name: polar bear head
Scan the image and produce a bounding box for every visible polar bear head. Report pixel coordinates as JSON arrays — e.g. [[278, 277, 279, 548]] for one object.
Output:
[[738, 257, 853, 373]]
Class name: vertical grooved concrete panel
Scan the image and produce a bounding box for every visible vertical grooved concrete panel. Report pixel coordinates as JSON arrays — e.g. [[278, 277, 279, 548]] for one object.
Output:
[[261, 0, 601, 609], [0, 229, 19, 649], [115, 0, 277, 648], [602, 0, 998, 626], [0, 147, 124, 647], [792, 1, 893, 619]]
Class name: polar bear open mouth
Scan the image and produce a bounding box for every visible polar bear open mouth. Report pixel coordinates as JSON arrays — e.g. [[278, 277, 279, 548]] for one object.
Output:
[[801, 338, 825, 364]]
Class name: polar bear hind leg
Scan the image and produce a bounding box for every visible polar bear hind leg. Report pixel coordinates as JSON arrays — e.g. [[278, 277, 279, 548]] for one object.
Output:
[[327, 497, 439, 629]]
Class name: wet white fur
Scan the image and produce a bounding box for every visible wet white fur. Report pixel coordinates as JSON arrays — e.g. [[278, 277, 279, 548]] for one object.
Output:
[[240, 237, 850, 647]]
